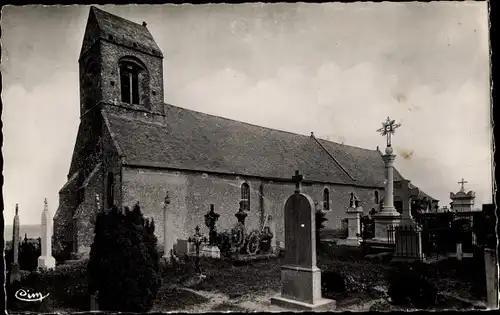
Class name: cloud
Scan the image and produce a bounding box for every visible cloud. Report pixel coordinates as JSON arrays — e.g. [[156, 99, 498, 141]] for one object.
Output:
[[2, 71, 79, 224], [1, 2, 492, 224]]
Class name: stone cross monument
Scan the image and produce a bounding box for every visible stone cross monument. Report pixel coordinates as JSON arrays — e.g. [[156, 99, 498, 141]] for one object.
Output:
[[38, 198, 56, 269], [10, 204, 21, 284], [372, 117, 402, 244], [271, 170, 335, 311], [201, 204, 221, 258], [163, 191, 173, 258], [345, 193, 363, 246], [449, 178, 476, 212]]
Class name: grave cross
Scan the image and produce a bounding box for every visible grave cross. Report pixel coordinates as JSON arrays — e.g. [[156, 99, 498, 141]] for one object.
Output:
[[458, 178, 468, 192], [292, 170, 304, 193], [377, 116, 401, 147]]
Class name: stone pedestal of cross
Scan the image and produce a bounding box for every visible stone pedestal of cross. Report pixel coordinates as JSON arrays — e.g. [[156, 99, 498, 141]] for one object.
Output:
[[38, 198, 56, 270], [162, 192, 174, 259], [345, 193, 363, 247], [188, 226, 208, 275], [10, 204, 21, 284], [371, 117, 401, 244], [271, 171, 336, 311]]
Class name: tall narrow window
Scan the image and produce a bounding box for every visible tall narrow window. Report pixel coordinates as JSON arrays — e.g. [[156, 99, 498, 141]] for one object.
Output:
[[323, 188, 330, 210], [374, 190, 379, 204], [120, 63, 140, 104], [241, 183, 250, 211], [107, 172, 114, 209]]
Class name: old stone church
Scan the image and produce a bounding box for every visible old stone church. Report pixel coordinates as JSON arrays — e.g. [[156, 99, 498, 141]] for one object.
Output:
[[53, 7, 436, 257]]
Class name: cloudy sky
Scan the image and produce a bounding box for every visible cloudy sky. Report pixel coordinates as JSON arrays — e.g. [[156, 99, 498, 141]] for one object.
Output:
[[2, 2, 492, 225]]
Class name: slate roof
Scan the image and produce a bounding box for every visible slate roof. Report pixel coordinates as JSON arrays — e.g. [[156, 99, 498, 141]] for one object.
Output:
[[103, 104, 406, 188], [84, 6, 162, 58]]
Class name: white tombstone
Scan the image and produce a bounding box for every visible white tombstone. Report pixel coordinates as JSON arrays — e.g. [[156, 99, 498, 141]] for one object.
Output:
[[38, 198, 56, 270], [345, 194, 363, 246]]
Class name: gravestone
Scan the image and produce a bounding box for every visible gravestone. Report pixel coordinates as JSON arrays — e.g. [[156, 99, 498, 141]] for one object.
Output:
[[201, 204, 221, 258], [345, 193, 363, 246], [10, 204, 21, 284], [271, 171, 336, 311], [38, 198, 56, 270]]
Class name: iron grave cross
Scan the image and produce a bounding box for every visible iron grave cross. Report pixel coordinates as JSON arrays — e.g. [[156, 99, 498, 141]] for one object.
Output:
[[458, 178, 468, 192], [377, 116, 401, 147], [292, 170, 304, 193]]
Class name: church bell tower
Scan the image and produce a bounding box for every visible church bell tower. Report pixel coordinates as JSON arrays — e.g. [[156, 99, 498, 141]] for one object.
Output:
[[78, 6, 165, 117]]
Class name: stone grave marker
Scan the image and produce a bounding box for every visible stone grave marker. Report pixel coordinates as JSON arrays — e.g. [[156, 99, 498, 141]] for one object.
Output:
[[271, 170, 336, 311], [10, 204, 21, 284], [345, 193, 363, 246], [38, 198, 56, 269], [201, 204, 221, 258]]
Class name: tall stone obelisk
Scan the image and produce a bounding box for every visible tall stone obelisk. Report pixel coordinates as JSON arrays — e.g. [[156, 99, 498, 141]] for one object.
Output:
[[10, 204, 21, 284], [38, 198, 56, 270], [372, 117, 402, 244]]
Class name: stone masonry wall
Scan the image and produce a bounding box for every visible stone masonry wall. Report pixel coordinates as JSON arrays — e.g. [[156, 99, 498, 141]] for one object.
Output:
[[121, 167, 382, 252], [100, 41, 164, 114], [74, 165, 104, 255]]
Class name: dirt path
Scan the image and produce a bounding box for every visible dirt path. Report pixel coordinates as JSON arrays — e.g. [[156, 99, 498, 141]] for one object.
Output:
[[176, 287, 386, 313], [177, 288, 231, 313]]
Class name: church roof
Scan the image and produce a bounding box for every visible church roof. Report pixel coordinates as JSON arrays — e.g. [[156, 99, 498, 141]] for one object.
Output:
[[81, 6, 162, 58], [103, 104, 405, 188]]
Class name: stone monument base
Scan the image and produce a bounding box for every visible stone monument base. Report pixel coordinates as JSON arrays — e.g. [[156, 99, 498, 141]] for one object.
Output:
[[371, 212, 400, 244], [344, 237, 361, 247], [37, 256, 56, 270], [271, 265, 336, 311], [271, 295, 336, 311], [200, 245, 221, 259]]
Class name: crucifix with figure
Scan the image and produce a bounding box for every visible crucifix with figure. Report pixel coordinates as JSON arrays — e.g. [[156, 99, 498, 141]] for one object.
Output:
[[292, 170, 304, 193], [458, 178, 468, 192], [377, 116, 401, 148]]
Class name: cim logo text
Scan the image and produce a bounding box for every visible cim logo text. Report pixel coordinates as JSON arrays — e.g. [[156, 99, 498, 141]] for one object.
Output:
[[14, 289, 50, 302]]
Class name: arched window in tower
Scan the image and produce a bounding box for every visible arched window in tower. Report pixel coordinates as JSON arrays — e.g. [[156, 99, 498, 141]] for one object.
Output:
[[241, 182, 250, 211], [119, 57, 148, 106], [374, 190, 379, 204], [323, 188, 330, 210], [107, 172, 115, 209]]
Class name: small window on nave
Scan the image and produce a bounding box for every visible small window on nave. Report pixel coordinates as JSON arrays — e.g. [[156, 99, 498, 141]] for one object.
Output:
[[323, 188, 330, 210], [241, 182, 250, 211], [374, 190, 379, 204]]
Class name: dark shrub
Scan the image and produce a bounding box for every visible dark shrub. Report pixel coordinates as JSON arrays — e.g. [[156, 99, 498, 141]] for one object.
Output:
[[88, 204, 161, 313], [321, 270, 346, 299], [387, 263, 437, 309], [5, 237, 42, 272]]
